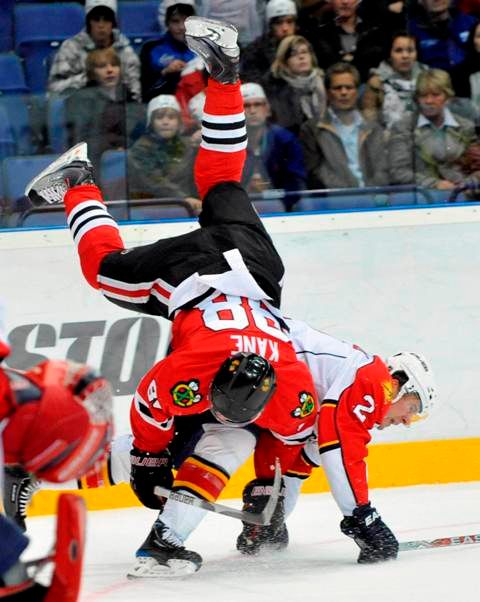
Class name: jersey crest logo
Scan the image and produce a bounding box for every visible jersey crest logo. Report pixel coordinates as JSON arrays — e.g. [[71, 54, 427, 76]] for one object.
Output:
[[291, 391, 315, 419], [170, 380, 202, 408], [382, 380, 394, 404]]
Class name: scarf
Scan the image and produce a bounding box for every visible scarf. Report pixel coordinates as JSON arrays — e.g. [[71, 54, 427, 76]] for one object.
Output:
[[278, 68, 327, 121]]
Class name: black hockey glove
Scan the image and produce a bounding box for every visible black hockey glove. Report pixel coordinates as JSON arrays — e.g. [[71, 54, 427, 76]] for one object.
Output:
[[130, 447, 173, 510], [340, 503, 399, 564]]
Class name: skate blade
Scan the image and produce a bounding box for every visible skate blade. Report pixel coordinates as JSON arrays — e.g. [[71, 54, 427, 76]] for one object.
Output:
[[126, 557, 200, 579], [24, 142, 88, 197], [185, 16, 238, 49]]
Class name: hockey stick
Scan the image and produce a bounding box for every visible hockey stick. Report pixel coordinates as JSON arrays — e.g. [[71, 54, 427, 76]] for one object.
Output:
[[399, 533, 480, 552], [154, 459, 282, 526]]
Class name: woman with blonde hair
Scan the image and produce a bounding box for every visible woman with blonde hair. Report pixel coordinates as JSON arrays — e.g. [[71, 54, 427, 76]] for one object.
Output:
[[389, 68, 480, 197], [262, 34, 326, 136]]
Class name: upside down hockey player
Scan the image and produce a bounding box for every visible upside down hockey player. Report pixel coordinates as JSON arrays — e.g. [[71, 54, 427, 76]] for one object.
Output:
[[0, 317, 113, 600], [25, 16, 319, 576]]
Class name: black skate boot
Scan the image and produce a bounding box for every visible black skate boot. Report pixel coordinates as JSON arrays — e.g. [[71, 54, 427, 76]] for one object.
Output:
[[3, 466, 39, 532], [127, 518, 202, 578], [236, 478, 289, 555], [24, 142, 95, 206], [185, 16, 239, 84]]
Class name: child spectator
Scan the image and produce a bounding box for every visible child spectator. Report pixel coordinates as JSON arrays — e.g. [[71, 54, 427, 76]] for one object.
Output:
[[128, 94, 200, 211], [362, 32, 428, 130], [140, 2, 196, 101], [66, 47, 144, 176], [48, 0, 141, 101], [241, 0, 298, 83], [262, 35, 326, 136], [240, 82, 306, 209]]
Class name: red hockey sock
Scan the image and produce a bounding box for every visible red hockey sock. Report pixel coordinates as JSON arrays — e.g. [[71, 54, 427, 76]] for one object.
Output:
[[194, 78, 247, 198], [173, 455, 229, 502], [64, 185, 124, 289]]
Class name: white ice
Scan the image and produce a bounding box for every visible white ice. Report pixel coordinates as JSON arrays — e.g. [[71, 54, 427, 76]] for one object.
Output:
[[24, 482, 479, 602]]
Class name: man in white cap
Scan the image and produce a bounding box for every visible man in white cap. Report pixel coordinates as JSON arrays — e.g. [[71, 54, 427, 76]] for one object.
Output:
[[241, 0, 298, 83], [48, 0, 141, 100], [240, 81, 306, 209]]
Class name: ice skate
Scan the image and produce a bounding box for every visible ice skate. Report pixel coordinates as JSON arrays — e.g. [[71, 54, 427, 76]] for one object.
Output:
[[3, 466, 39, 532], [185, 16, 239, 84], [25, 142, 95, 206], [127, 519, 202, 579]]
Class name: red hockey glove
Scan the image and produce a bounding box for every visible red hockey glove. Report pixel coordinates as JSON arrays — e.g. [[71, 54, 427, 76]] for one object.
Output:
[[340, 503, 399, 563], [130, 447, 173, 510]]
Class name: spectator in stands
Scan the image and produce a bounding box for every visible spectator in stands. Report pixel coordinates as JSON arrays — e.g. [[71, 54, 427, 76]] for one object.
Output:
[[308, 0, 387, 83], [240, 82, 306, 210], [128, 94, 200, 212], [451, 21, 480, 112], [48, 0, 141, 101], [300, 62, 388, 190], [66, 47, 144, 176], [240, 0, 298, 83], [175, 57, 208, 132], [407, 0, 477, 72], [388, 69, 480, 195], [361, 32, 427, 130], [140, 1, 196, 101], [158, 0, 268, 47], [262, 35, 326, 136]]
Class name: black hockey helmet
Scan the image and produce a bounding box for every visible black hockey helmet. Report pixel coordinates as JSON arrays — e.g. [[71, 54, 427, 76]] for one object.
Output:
[[210, 353, 276, 426]]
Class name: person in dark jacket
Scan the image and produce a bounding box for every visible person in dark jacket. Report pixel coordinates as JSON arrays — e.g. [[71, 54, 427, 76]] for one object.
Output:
[[66, 47, 144, 176], [128, 94, 200, 211], [451, 20, 480, 112], [140, 2, 197, 101], [407, 0, 477, 71], [240, 0, 298, 84], [262, 34, 326, 137], [308, 0, 387, 83], [240, 82, 306, 210]]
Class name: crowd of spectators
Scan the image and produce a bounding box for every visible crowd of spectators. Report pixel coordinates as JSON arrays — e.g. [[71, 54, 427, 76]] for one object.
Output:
[[2, 0, 480, 225]]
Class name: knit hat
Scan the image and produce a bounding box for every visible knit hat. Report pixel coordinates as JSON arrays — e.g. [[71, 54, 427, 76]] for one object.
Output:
[[147, 95, 181, 125], [241, 82, 267, 101], [266, 0, 297, 22], [85, 0, 117, 17]]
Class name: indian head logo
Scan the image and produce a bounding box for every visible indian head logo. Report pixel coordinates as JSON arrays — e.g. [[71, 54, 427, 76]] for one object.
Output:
[[291, 391, 315, 419], [170, 379, 202, 408]]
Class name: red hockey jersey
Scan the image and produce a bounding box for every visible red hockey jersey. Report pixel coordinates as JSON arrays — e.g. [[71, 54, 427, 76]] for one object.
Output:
[[130, 293, 318, 456]]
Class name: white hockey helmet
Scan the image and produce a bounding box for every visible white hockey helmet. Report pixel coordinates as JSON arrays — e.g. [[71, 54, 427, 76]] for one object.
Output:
[[386, 352, 437, 419], [266, 0, 297, 23]]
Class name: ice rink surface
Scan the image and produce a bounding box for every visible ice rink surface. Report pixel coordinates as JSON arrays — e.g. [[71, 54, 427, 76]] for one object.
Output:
[[25, 482, 479, 602]]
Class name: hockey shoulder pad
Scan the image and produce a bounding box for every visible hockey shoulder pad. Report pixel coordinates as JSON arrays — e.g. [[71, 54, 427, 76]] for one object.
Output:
[[44, 494, 86, 602]]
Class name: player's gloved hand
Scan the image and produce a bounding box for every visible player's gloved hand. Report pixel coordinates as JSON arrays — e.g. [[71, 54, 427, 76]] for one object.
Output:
[[130, 447, 173, 510], [340, 503, 399, 563]]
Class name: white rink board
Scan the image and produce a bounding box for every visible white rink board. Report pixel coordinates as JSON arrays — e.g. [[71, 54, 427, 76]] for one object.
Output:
[[1, 204, 480, 443]]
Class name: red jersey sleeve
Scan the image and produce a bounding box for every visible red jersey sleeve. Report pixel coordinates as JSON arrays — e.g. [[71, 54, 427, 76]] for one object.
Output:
[[318, 356, 393, 515]]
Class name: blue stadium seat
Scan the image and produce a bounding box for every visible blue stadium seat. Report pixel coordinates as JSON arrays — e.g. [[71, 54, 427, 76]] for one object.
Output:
[[14, 3, 84, 92], [0, 53, 29, 93], [100, 150, 128, 201], [0, 104, 16, 161], [118, 1, 162, 52], [0, 94, 34, 156], [1, 154, 59, 210], [47, 95, 68, 153], [294, 193, 381, 211], [0, 0, 14, 52]]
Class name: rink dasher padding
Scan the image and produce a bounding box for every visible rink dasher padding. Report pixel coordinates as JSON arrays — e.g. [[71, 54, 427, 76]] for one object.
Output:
[[27, 437, 480, 516], [2, 203, 480, 514]]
